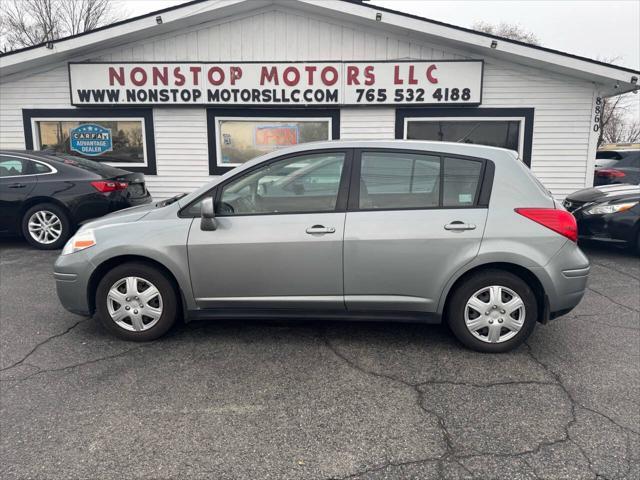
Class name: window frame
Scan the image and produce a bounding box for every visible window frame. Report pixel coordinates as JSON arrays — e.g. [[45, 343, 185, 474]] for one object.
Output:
[[347, 148, 493, 212], [403, 117, 525, 159], [22, 108, 157, 175], [395, 107, 534, 167], [0, 154, 57, 178], [179, 148, 353, 218], [207, 108, 341, 175]]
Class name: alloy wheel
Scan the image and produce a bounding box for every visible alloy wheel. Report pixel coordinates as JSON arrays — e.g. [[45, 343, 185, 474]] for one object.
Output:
[[107, 276, 164, 332], [464, 285, 526, 344], [28, 210, 62, 245]]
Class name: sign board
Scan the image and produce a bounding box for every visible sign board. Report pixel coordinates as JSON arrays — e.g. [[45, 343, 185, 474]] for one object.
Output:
[[69, 61, 483, 107], [69, 123, 112, 156], [255, 125, 299, 147]]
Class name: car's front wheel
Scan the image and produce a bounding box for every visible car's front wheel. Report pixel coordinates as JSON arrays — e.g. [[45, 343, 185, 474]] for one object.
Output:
[[95, 262, 178, 341], [447, 269, 538, 353]]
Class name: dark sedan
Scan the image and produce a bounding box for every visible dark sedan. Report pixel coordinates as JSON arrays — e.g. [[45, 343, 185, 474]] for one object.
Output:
[[594, 151, 640, 186], [564, 184, 640, 252], [0, 151, 151, 249]]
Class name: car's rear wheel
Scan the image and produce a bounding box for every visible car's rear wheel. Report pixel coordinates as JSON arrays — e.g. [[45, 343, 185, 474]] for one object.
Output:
[[447, 269, 538, 353], [95, 262, 178, 341], [21, 203, 71, 250]]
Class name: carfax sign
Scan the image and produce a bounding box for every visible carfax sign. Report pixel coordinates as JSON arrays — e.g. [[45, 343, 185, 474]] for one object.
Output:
[[69, 124, 113, 156], [68, 61, 483, 106]]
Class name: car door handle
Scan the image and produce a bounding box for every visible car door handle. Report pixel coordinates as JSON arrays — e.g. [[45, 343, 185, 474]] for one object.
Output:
[[8, 183, 26, 188], [306, 225, 336, 234], [444, 221, 476, 231]]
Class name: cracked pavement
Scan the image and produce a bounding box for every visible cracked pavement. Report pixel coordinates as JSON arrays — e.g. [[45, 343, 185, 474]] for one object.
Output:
[[1, 240, 638, 479]]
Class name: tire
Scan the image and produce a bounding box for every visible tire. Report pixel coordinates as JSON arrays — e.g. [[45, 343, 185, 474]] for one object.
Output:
[[21, 203, 71, 250], [447, 269, 538, 353], [95, 262, 178, 341]]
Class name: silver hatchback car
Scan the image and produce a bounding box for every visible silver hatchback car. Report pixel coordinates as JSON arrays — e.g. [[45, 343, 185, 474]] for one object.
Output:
[[54, 141, 589, 352]]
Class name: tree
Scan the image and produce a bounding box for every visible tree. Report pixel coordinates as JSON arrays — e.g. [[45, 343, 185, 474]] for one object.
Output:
[[597, 94, 640, 146], [470, 26, 640, 146], [0, 0, 122, 52], [472, 21, 540, 45], [595, 57, 640, 147]]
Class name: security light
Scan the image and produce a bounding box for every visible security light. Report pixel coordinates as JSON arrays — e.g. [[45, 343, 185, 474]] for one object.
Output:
[[156, 15, 163, 25], [631, 76, 638, 84], [376, 13, 382, 21], [491, 40, 498, 49], [46, 41, 54, 49]]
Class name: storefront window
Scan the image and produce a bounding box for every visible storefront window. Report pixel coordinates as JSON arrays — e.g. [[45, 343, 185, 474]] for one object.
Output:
[[406, 120, 521, 152], [216, 118, 331, 166], [35, 119, 146, 166]]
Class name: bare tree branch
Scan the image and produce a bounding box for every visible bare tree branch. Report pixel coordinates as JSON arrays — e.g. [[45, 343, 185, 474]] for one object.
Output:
[[0, 0, 123, 52], [599, 93, 640, 145], [472, 21, 540, 45], [595, 57, 640, 146]]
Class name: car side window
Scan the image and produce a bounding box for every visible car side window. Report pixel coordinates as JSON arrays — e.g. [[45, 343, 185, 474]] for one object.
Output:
[[32, 161, 53, 174], [0, 157, 27, 177], [218, 152, 346, 215], [359, 152, 441, 209], [442, 157, 483, 207]]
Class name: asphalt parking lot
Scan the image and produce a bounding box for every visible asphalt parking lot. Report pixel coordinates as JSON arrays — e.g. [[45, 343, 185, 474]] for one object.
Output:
[[1, 240, 638, 480]]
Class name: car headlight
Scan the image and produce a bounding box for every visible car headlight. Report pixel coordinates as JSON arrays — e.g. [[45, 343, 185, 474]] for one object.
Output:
[[61, 229, 96, 255], [585, 202, 638, 215]]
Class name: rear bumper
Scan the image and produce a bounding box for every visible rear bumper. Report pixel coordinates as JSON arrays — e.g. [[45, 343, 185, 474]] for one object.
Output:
[[534, 241, 590, 317], [108, 191, 153, 212], [71, 191, 152, 226]]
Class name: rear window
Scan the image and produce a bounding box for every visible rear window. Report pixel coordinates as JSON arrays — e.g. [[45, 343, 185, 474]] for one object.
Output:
[[613, 153, 640, 168], [45, 153, 125, 176], [596, 151, 622, 160]]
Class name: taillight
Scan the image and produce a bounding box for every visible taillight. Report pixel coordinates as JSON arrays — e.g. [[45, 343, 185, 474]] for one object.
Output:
[[515, 208, 578, 242], [595, 168, 626, 178], [91, 180, 128, 193]]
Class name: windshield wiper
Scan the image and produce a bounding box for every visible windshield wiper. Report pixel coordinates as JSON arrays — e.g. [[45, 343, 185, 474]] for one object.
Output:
[[157, 193, 187, 207]]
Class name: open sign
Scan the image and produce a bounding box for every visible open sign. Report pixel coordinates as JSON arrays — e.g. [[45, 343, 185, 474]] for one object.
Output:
[[255, 125, 299, 147]]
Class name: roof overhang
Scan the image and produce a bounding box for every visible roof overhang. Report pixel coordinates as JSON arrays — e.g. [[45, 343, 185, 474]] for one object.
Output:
[[0, 0, 263, 76], [1, 0, 638, 95]]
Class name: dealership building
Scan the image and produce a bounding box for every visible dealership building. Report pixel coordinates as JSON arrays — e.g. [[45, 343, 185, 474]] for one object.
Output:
[[1, 0, 638, 199]]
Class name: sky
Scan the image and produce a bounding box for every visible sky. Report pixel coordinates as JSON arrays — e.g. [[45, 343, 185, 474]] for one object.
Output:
[[120, 0, 640, 71]]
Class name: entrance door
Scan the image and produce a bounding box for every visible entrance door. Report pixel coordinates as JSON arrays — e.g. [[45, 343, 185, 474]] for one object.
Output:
[[187, 150, 351, 311], [343, 150, 490, 313]]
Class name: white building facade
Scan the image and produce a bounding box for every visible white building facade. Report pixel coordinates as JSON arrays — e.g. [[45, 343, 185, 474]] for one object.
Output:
[[1, 0, 638, 199]]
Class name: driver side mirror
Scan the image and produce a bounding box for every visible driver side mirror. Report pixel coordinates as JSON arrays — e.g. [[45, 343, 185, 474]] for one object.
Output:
[[200, 196, 217, 231]]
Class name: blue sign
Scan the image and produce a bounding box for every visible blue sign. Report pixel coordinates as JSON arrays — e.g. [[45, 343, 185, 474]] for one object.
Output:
[[69, 124, 112, 156]]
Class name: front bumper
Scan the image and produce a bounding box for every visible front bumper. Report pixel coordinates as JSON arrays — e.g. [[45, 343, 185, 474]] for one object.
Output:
[[54, 250, 94, 316], [573, 209, 637, 245]]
